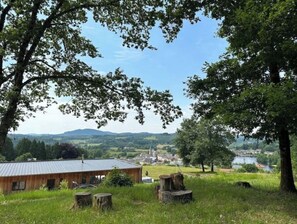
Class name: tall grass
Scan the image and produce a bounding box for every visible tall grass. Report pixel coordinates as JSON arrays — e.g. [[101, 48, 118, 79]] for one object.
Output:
[[0, 167, 297, 224]]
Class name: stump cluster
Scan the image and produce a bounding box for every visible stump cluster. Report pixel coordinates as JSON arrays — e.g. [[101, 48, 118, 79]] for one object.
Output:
[[158, 172, 192, 203], [73, 192, 112, 211]]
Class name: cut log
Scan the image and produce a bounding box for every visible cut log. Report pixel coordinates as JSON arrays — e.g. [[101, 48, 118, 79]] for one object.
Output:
[[158, 190, 173, 203], [93, 193, 112, 211], [159, 175, 172, 191], [170, 190, 192, 203], [170, 172, 185, 190], [74, 192, 92, 208], [159, 190, 193, 203], [235, 181, 252, 188]]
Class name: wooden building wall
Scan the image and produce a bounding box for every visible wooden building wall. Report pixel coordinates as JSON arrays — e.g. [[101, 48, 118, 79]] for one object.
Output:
[[0, 167, 142, 194]]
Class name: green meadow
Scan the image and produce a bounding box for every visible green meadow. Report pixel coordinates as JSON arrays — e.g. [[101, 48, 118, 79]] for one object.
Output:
[[1, 166, 297, 224]]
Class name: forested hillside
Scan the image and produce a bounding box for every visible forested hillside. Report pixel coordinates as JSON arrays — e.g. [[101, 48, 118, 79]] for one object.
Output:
[[9, 131, 175, 150]]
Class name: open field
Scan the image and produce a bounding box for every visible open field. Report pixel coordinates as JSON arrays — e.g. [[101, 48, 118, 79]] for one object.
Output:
[[1, 166, 297, 224]]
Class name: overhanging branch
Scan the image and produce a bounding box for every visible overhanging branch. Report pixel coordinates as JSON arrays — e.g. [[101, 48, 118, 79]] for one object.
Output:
[[52, 1, 118, 20], [0, 0, 15, 32], [22, 71, 123, 96]]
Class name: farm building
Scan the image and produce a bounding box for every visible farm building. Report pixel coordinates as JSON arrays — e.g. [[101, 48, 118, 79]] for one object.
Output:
[[0, 159, 142, 194]]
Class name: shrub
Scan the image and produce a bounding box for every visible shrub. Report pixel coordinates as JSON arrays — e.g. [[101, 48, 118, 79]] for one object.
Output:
[[103, 167, 133, 187], [237, 167, 247, 173], [59, 180, 69, 190], [39, 184, 48, 191], [15, 152, 33, 162], [238, 164, 259, 173]]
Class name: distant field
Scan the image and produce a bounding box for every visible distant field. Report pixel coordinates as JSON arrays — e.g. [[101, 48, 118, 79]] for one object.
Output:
[[142, 165, 199, 180], [0, 166, 297, 224], [144, 136, 157, 140]]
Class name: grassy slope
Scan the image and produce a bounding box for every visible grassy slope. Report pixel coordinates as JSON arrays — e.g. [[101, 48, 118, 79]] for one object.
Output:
[[1, 166, 297, 224]]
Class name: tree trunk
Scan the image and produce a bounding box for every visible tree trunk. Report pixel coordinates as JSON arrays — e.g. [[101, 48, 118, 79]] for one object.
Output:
[[0, 75, 23, 152], [0, 92, 20, 152], [201, 161, 205, 172], [74, 192, 92, 208], [211, 163, 214, 172], [279, 128, 296, 192], [93, 193, 112, 211], [269, 64, 296, 193]]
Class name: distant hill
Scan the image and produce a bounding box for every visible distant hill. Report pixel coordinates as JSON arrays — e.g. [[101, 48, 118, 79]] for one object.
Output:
[[61, 129, 115, 136], [9, 129, 176, 147]]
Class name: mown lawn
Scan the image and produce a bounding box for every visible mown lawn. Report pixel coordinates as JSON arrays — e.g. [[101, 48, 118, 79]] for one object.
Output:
[[0, 166, 297, 224]]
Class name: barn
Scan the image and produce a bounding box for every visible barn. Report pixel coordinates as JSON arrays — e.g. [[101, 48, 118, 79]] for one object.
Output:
[[0, 159, 142, 194]]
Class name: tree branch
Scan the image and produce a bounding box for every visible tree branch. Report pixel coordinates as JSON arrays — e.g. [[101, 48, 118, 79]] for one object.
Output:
[[22, 70, 123, 96], [23, 0, 65, 68], [0, 0, 15, 32], [29, 58, 58, 71], [52, 1, 117, 20], [17, 0, 44, 66], [0, 1, 15, 82]]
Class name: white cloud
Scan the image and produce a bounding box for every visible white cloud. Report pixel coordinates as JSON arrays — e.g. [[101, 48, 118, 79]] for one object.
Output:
[[114, 46, 144, 63]]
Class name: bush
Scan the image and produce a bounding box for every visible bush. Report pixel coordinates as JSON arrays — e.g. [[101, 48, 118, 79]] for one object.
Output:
[[103, 168, 133, 187], [39, 184, 48, 191], [15, 152, 33, 162], [59, 180, 69, 190], [237, 164, 259, 173], [237, 167, 247, 173]]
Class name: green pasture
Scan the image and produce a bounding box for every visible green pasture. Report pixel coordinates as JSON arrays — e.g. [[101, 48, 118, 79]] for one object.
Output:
[[0, 166, 296, 224]]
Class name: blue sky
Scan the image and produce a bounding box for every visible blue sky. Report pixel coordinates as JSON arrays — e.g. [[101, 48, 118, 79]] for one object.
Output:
[[15, 16, 227, 134]]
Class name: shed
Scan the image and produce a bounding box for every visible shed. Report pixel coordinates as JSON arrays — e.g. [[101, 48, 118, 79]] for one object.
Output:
[[0, 159, 142, 194]]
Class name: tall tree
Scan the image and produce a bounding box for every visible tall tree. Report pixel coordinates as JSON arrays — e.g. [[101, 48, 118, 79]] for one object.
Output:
[[37, 141, 46, 160], [0, 0, 202, 151], [56, 142, 80, 159], [187, 0, 297, 192], [175, 117, 235, 172], [45, 143, 58, 160], [15, 138, 32, 156], [1, 137, 15, 161]]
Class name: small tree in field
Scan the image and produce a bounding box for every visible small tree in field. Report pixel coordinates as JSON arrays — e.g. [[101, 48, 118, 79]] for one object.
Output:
[[175, 117, 235, 172]]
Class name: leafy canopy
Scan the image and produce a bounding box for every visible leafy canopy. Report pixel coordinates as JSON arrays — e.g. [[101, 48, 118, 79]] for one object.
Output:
[[187, 0, 297, 142], [0, 0, 201, 138], [175, 117, 235, 169], [186, 0, 297, 191]]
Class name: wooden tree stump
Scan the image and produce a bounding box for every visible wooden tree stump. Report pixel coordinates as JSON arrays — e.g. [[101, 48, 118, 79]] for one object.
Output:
[[170, 172, 185, 190], [159, 175, 172, 191], [235, 181, 252, 188], [170, 190, 192, 203], [93, 193, 112, 211], [158, 190, 173, 203], [74, 192, 92, 208], [159, 190, 193, 203], [158, 173, 193, 203]]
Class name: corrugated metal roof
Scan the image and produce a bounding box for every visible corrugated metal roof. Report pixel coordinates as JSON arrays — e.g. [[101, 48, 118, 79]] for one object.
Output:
[[0, 159, 141, 177]]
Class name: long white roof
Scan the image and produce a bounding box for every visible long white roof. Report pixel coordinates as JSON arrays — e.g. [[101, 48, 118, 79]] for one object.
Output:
[[0, 159, 141, 177]]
